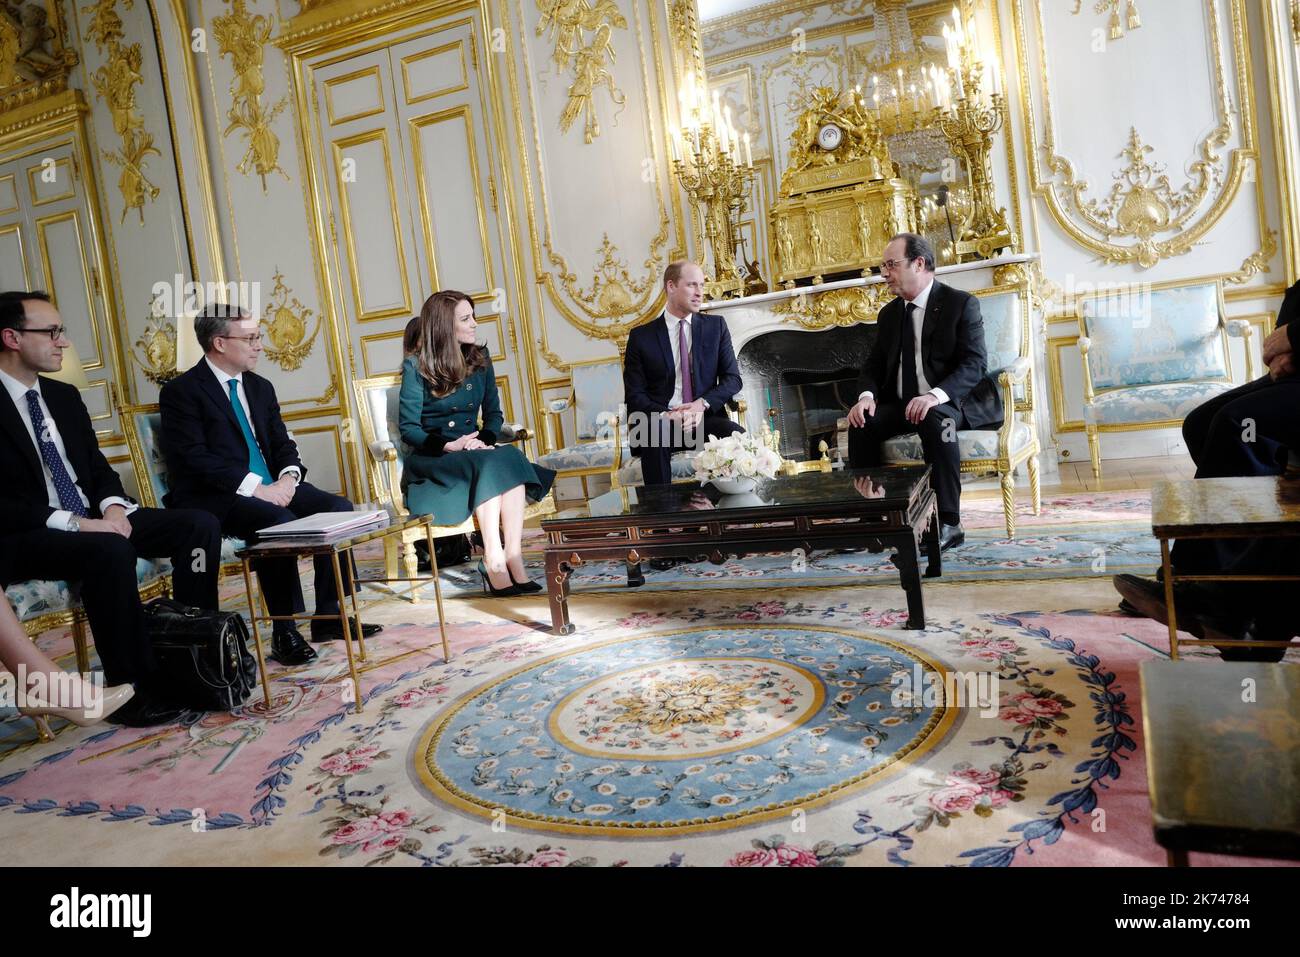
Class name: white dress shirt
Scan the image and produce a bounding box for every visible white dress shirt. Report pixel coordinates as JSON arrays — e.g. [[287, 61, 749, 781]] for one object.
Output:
[[664, 309, 709, 410], [203, 357, 300, 496], [0, 368, 135, 529], [859, 278, 950, 406]]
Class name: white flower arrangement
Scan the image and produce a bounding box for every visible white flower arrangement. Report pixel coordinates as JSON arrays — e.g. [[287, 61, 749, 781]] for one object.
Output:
[[692, 432, 782, 484]]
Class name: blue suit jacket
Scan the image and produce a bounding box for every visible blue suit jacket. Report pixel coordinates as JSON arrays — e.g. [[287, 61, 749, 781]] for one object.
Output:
[[158, 360, 302, 520], [622, 311, 743, 457]]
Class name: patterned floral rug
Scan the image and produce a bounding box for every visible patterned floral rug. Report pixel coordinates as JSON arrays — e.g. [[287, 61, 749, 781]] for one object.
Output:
[[2, 578, 1288, 867], [438, 522, 1160, 595]]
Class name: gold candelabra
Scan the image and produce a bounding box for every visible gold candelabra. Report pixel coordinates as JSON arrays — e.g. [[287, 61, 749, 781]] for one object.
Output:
[[933, 3, 1015, 260], [673, 71, 756, 300]]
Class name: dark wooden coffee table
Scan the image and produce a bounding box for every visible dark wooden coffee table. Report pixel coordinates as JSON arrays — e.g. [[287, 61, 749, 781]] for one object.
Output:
[[541, 466, 940, 634]]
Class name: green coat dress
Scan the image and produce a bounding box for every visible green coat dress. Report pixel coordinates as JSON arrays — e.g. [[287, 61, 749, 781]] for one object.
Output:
[[399, 355, 555, 524]]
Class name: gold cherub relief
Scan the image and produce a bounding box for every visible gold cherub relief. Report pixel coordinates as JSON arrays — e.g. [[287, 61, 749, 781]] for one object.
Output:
[[0, 1, 64, 88]]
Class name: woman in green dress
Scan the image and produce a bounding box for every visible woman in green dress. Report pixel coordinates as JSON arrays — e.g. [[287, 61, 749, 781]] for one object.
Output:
[[400, 290, 555, 595]]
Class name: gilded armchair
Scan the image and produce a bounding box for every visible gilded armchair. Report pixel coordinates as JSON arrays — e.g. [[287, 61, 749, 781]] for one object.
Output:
[[879, 282, 1042, 537], [352, 374, 556, 598], [1078, 280, 1253, 478]]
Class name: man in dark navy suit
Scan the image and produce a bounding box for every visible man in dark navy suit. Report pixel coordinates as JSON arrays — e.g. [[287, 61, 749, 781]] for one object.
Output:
[[623, 260, 744, 487], [846, 233, 1002, 551], [0, 291, 221, 727], [159, 303, 380, 667]]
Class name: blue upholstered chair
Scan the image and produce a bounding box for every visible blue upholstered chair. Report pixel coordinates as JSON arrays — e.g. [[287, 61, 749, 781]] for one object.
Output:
[[879, 282, 1042, 537], [1078, 280, 1254, 478], [535, 358, 628, 494], [122, 402, 247, 570]]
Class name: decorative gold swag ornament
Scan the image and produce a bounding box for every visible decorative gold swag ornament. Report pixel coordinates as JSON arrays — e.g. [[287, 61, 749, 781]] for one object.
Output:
[[772, 283, 894, 330], [81, 0, 159, 222], [132, 294, 178, 385], [212, 0, 288, 189], [259, 269, 320, 371], [568, 233, 655, 318], [1072, 0, 1141, 42], [536, 0, 627, 143], [1068, 127, 1226, 268]]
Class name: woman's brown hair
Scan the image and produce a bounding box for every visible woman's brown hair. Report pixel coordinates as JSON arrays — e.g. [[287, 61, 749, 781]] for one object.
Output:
[[413, 290, 486, 396]]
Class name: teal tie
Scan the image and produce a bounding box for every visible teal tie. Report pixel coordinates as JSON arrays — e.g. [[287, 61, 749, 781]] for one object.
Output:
[[228, 378, 274, 485]]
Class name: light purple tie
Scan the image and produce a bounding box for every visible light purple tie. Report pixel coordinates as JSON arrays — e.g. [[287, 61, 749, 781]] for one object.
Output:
[[679, 319, 693, 404]]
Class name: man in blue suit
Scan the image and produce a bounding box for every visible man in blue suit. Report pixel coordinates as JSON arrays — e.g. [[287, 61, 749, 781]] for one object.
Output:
[[159, 304, 381, 667], [623, 260, 744, 487]]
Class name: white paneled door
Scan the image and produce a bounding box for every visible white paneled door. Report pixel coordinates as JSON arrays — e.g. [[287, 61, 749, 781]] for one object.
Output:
[[309, 11, 528, 431]]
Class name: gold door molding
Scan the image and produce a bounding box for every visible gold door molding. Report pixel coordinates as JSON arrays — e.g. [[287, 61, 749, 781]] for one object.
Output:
[[1013, 0, 1264, 269]]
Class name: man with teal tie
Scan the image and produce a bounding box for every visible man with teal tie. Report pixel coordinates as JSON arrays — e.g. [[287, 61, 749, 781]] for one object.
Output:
[[159, 304, 382, 666]]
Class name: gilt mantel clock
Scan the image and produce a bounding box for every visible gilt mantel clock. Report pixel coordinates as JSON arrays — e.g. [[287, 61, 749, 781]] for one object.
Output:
[[770, 87, 917, 287]]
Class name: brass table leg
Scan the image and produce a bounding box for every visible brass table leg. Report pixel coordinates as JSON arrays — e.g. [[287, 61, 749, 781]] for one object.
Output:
[[344, 544, 367, 664], [241, 557, 272, 708], [331, 552, 363, 714], [425, 522, 451, 662], [1160, 539, 1179, 660]]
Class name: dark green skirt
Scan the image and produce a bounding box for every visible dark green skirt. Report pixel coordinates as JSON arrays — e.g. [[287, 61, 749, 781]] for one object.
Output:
[[403, 445, 555, 525]]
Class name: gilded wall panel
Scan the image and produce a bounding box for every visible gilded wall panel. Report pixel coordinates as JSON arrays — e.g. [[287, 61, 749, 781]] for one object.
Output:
[[330, 127, 412, 320], [0, 223, 29, 285], [1013, 0, 1270, 274], [35, 208, 104, 367], [408, 105, 493, 297], [498, 0, 683, 360]]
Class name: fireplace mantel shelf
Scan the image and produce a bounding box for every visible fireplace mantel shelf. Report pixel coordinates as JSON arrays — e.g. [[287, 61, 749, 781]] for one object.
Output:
[[700, 252, 1040, 314]]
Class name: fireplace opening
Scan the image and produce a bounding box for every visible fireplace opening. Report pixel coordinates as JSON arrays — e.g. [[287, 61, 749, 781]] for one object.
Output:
[[737, 325, 878, 463]]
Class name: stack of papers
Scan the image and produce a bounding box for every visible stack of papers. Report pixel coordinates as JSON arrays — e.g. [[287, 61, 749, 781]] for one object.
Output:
[[258, 510, 388, 538]]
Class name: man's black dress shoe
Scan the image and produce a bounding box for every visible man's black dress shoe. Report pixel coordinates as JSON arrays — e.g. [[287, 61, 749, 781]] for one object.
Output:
[[270, 627, 319, 664], [938, 523, 965, 552], [1110, 574, 1244, 641], [105, 693, 186, 728], [650, 557, 689, 571], [1216, 620, 1291, 663], [310, 617, 383, 642]]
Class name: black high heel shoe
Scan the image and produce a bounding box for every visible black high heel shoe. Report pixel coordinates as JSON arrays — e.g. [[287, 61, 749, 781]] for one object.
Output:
[[507, 567, 543, 594], [478, 559, 520, 597]]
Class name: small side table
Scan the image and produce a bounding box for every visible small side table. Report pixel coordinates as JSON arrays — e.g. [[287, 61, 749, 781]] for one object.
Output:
[[1140, 660, 1300, 865], [1150, 477, 1300, 659], [236, 513, 449, 713]]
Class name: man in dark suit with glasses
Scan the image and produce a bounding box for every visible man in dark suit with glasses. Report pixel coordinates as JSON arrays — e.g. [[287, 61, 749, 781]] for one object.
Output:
[[158, 303, 381, 667], [0, 290, 222, 726]]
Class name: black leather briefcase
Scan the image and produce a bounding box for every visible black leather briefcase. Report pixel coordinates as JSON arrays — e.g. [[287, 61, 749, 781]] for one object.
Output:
[[143, 598, 259, 711]]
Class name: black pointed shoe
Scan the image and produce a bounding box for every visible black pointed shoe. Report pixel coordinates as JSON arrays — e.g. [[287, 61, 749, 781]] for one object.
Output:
[[270, 626, 319, 664], [938, 523, 965, 552], [310, 617, 383, 642]]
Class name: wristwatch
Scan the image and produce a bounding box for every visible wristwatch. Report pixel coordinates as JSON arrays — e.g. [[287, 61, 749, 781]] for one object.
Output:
[[65, 515, 80, 533]]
